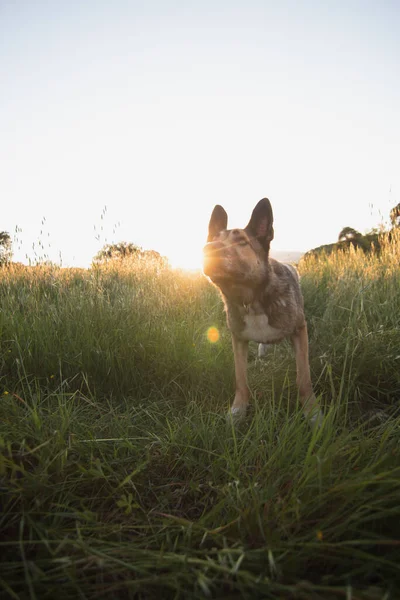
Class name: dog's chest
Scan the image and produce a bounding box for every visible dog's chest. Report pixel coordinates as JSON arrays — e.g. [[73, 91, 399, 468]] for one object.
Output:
[[240, 312, 284, 343]]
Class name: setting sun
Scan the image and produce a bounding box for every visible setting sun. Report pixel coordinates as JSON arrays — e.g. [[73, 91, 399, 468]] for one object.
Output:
[[161, 229, 206, 271], [168, 247, 203, 271]]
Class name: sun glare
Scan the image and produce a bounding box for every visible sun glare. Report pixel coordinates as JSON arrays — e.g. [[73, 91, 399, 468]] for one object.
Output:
[[167, 246, 203, 272]]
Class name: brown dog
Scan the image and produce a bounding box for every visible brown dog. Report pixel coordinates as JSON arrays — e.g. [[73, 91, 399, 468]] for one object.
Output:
[[203, 198, 322, 426]]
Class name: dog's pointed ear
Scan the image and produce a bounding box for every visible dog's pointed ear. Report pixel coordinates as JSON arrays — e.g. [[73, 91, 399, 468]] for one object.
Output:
[[245, 198, 274, 249], [207, 205, 228, 241]]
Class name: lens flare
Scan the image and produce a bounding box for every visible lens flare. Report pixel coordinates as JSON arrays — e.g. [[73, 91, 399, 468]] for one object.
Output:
[[207, 326, 220, 343]]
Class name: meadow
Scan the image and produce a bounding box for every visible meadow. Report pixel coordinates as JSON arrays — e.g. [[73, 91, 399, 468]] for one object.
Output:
[[1, 232, 400, 599]]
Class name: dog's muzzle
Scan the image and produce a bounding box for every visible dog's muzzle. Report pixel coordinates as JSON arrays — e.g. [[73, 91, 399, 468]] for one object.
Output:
[[203, 241, 227, 278]]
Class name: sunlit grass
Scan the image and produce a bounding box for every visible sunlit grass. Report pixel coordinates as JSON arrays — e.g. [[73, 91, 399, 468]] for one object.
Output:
[[1, 233, 400, 598]]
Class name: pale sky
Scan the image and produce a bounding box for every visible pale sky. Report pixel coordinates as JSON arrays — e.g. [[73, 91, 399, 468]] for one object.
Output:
[[1, 1, 399, 268]]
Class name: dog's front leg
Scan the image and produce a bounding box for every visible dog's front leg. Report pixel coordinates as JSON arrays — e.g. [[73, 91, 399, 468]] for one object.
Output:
[[230, 334, 249, 417], [291, 324, 323, 427]]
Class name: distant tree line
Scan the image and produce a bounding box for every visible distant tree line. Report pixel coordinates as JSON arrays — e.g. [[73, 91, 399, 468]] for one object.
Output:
[[0, 232, 12, 265], [304, 202, 400, 259], [390, 202, 400, 228], [93, 241, 167, 265]]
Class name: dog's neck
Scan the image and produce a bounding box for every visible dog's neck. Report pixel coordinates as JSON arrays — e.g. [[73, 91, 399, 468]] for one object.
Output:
[[212, 252, 274, 311], [220, 265, 291, 316], [219, 278, 272, 313], [221, 283, 254, 306]]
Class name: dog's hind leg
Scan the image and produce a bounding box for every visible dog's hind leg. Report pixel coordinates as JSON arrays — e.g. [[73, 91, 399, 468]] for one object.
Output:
[[291, 324, 323, 428], [230, 334, 250, 417]]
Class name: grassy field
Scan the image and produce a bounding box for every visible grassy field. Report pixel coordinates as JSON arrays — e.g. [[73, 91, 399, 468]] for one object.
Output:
[[1, 232, 400, 599]]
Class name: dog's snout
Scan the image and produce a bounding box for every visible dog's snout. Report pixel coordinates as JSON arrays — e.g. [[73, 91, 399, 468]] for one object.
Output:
[[203, 241, 224, 256]]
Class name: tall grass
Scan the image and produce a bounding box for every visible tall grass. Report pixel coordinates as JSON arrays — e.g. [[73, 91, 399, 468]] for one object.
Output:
[[1, 232, 400, 599], [300, 228, 400, 411]]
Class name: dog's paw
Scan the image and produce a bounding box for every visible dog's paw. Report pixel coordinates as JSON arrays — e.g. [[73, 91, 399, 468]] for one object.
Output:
[[257, 343, 270, 358], [227, 405, 247, 422], [308, 409, 324, 430]]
